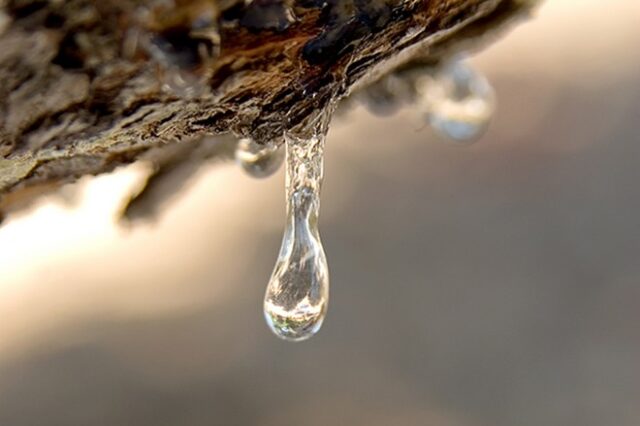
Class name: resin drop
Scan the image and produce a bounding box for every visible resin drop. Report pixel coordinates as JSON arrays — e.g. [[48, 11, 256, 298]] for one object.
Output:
[[235, 138, 284, 178], [264, 111, 331, 342], [417, 61, 496, 143], [358, 73, 414, 117]]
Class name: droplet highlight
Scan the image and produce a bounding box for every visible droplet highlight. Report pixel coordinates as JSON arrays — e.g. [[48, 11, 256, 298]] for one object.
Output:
[[235, 138, 284, 178], [264, 111, 331, 342], [417, 61, 496, 143]]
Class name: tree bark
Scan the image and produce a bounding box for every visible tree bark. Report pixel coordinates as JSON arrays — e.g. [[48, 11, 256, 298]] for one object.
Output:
[[0, 0, 537, 218]]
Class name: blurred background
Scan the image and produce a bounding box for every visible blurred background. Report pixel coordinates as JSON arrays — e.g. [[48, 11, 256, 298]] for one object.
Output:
[[1, 0, 639, 425]]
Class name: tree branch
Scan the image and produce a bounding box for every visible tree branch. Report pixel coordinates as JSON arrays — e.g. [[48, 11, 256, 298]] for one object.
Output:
[[0, 0, 537, 217]]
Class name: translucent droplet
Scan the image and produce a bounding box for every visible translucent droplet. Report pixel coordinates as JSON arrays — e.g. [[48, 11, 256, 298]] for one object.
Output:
[[417, 61, 496, 143], [264, 111, 331, 342], [235, 138, 284, 178], [358, 73, 414, 117]]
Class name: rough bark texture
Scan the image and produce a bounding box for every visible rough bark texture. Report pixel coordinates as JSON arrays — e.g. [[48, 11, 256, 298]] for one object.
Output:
[[0, 0, 537, 219]]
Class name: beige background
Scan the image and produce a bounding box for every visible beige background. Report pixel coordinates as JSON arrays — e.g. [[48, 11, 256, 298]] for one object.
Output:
[[1, 1, 639, 425]]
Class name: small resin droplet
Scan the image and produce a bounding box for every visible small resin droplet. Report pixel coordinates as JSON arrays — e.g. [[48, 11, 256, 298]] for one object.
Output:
[[417, 61, 496, 143], [235, 138, 284, 178], [264, 111, 331, 342], [358, 73, 414, 117]]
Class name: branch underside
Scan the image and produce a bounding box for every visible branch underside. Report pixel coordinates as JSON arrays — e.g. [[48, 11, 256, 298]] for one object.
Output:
[[0, 0, 536, 219]]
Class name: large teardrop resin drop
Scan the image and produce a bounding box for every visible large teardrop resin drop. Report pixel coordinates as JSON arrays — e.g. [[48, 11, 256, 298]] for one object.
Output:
[[263, 111, 331, 341]]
